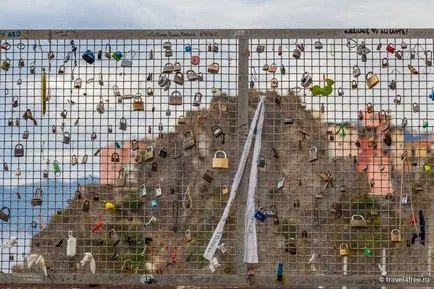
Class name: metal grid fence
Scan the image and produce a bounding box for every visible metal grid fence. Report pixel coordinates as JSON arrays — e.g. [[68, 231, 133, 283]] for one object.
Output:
[[0, 29, 433, 287]]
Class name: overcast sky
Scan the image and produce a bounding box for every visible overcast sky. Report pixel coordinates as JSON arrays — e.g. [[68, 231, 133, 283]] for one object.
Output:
[[1, 0, 434, 29]]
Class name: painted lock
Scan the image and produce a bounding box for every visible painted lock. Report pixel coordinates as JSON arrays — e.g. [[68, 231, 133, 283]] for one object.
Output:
[[352, 65, 361, 77], [212, 125, 223, 138], [300, 72, 312, 88], [163, 62, 174, 74], [82, 49, 95, 64], [386, 43, 395, 54], [14, 144, 24, 157], [169, 91, 182, 105], [121, 50, 136, 67], [133, 95, 144, 111], [190, 49, 200, 65], [203, 170, 213, 183], [212, 150, 229, 169], [183, 130, 195, 150], [119, 117, 127, 131], [112, 51, 123, 61], [365, 72, 379, 89], [350, 214, 368, 228], [154, 184, 162, 197], [270, 78, 278, 88], [309, 146, 318, 162], [268, 63, 277, 73], [339, 243, 349, 256], [1, 58, 10, 71], [109, 229, 120, 247], [62, 132, 71, 144], [144, 146, 154, 161], [159, 146, 168, 158], [193, 92, 202, 107], [111, 152, 120, 162], [81, 199, 90, 212], [31, 188, 43, 206], [174, 72, 184, 85], [208, 62, 219, 74], [0, 207, 11, 222], [254, 208, 266, 222], [390, 229, 401, 242]]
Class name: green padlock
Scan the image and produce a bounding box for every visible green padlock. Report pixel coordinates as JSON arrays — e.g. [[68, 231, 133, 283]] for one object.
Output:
[[112, 51, 123, 61], [53, 160, 61, 176], [364, 247, 372, 256]]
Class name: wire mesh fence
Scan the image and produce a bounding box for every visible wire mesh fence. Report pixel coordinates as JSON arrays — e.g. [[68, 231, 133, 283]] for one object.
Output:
[[0, 29, 433, 287]]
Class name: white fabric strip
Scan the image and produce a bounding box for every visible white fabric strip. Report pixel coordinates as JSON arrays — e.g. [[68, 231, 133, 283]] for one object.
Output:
[[203, 96, 265, 262], [243, 97, 265, 263]]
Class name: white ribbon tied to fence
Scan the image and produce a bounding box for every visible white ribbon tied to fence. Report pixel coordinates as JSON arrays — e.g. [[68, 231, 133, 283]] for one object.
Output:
[[203, 96, 265, 263]]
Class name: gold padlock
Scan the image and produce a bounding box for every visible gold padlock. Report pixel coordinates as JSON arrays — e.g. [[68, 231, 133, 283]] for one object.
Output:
[[222, 185, 229, 195], [1, 58, 11, 71], [350, 214, 368, 228], [339, 243, 349, 256], [212, 150, 229, 169], [207, 62, 219, 74], [390, 229, 401, 243], [365, 71, 379, 89], [133, 95, 144, 111]]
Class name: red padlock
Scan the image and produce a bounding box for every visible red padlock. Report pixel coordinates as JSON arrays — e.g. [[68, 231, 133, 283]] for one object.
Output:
[[409, 216, 417, 223], [92, 217, 104, 233], [386, 43, 395, 54], [190, 49, 200, 65]]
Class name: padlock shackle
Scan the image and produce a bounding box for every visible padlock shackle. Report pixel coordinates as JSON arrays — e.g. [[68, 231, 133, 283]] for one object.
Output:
[[214, 150, 227, 158], [351, 214, 365, 220], [339, 243, 348, 249], [0, 207, 10, 215]]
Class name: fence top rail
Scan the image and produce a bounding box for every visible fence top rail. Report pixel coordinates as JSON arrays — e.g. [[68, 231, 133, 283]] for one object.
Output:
[[0, 28, 432, 40]]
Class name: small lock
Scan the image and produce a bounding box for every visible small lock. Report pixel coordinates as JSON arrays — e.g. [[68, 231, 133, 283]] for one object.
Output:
[[166, 108, 171, 116], [112, 51, 123, 61], [183, 130, 195, 150], [174, 72, 184, 85], [152, 162, 158, 172], [1, 58, 11, 71], [300, 72, 312, 88], [12, 97, 18, 108], [277, 177, 284, 189], [268, 63, 277, 73], [314, 40, 323, 49], [339, 243, 349, 256], [108, 125, 113, 134], [254, 208, 266, 222], [350, 214, 368, 228], [143, 146, 154, 161], [389, 79, 396, 90], [14, 144, 24, 157], [15, 118, 20, 127], [381, 58, 389, 68], [352, 65, 361, 78], [395, 50, 403, 60], [165, 48, 173, 57], [62, 132, 71, 145], [81, 199, 90, 212], [383, 133, 392, 146], [31, 188, 43, 206], [390, 229, 401, 243], [96, 101, 105, 114], [82, 49, 95, 65], [7, 117, 13, 127], [293, 48, 301, 59], [43, 169, 48, 179], [119, 117, 127, 131], [365, 72, 379, 89], [169, 91, 182, 105], [212, 150, 229, 169], [111, 152, 120, 162], [309, 146, 318, 162], [256, 45, 265, 53], [394, 95, 402, 105], [91, 132, 97, 141], [338, 87, 344, 96], [3, 162, 9, 171], [22, 130, 29, 140], [413, 102, 420, 112], [178, 115, 186, 125], [159, 146, 168, 158], [18, 58, 25, 68], [351, 80, 358, 89], [426, 50, 432, 66], [29, 64, 35, 74], [257, 155, 266, 168], [190, 49, 200, 65], [186, 69, 198, 81], [285, 239, 296, 255], [208, 62, 219, 74], [133, 95, 144, 111], [74, 78, 82, 89], [193, 92, 202, 107], [0, 207, 11, 222], [212, 125, 223, 138], [280, 64, 286, 75], [270, 78, 278, 88], [121, 50, 135, 67], [154, 185, 162, 197], [203, 170, 213, 183], [222, 185, 229, 195]]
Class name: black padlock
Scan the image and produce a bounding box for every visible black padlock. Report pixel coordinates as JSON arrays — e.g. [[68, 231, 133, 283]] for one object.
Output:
[[152, 162, 158, 172], [383, 133, 392, 146], [159, 146, 168, 158]]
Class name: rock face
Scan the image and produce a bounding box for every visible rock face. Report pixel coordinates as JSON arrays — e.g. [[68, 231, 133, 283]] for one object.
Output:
[[22, 91, 431, 279]]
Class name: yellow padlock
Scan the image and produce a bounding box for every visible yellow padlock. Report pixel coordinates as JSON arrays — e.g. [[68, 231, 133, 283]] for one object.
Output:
[[212, 150, 229, 169], [105, 202, 115, 209], [339, 243, 349, 256], [424, 164, 431, 172], [365, 71, 379, 89]]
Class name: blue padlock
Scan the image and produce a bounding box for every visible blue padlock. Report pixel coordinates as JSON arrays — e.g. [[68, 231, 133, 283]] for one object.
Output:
[[429, 88, 434, 100], [276, 262, 283, 281], [254, 208, 266, 222], [184, 44, 192, 53], [82, 49, 95, 64]]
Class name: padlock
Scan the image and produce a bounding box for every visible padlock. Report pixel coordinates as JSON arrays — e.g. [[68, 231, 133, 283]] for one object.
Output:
[[158, 73, 170, 87], [152, 162, 158, 172], [277, 177, 284, 189], [203, 170, 213, 183], [426, 50, 432, 66], [0, 207, 10, 222], [22, 130, 29, 140], [62, 132, 71, 144], [15, 118, 20, 127], [1, 58, 10, 71], [111, 152, 120, 162], [158, 146, 168, 158], [14, 144, 24, 157], [366, 102, 374, 113], [91, 132, 97, 141], [81, 199, 90, 212], [386, 43, 395, 53], [262, 64, 269, 71], [119, 117, 127, 131], [29, 64, 35, 74], [383, 133, 392, 146], [42, 169, 48, 179], [390, 229, 401, 243], [212, 43, 218, 53], [174, 72, 184, 85], [408, 64, 419, 74], [186, 69, 198, 81], [81, 154, 88, 164], [7, 117, 13, 127], [31, 188, 43, 206], [365, 72, 379, 89], [352, 65, 361, 78], [309, 146, 318, 162], [59, 110, 68, 119], [193, 92, 202, 107], [351, 80, 358, 89], [103, 43, 111, 59], [409, 216, 417, 223], [212, 150, 229, 169], [270, 78, 278, 88], [208, 62, 219, 74], [350, 214, 368, 228], [184, 230, 193, 242], [18, 58, 25, 68], [314, 40, 323, 49], [144, 146, 154, 161], [163, 62, 174, 74], [190, 49, 200, 65], [395, 50, 403, 60], [3, 162, 8, 171], [169, 90, 182, 105], [300, 72, 312, 88], [71, 155, 78, 165], [165, 48, 173, 57], [222, 185, 229, 195], [107, 125, 113, 134], [268, 63, 277, 73], [112, 51, 123, 61], [378, 110, 390, 131], [256, 45, 265, 53], [387, 79, 397, 91], [286, 239, 296, 255], [12, 96, 18, 108], [254, 208, 266, 222], [183, 131, 195, 150], [178, 115, 186, 125], [154, 184, 162, 197], [133, 95, 144, 111], [121, 50, 135, 67], [14, 167, 21, 176], [297, 43, 305, 52], [413, 102, 420, 113], [82, 49, 95, 65], [339, 243, 349, 256], [131, 139, 138, 151], [337, 87, 344, 96], [109, 229, 120, 247], [381, 57, 389, 68], [74, 78, 82, 89], [138, 184, 147, 197], [293, 48, 301, 59], [96, 101, 105, 114]]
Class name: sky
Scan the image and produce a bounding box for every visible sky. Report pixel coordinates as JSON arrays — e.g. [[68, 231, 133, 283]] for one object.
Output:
[[1, 0, 434, 29]]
